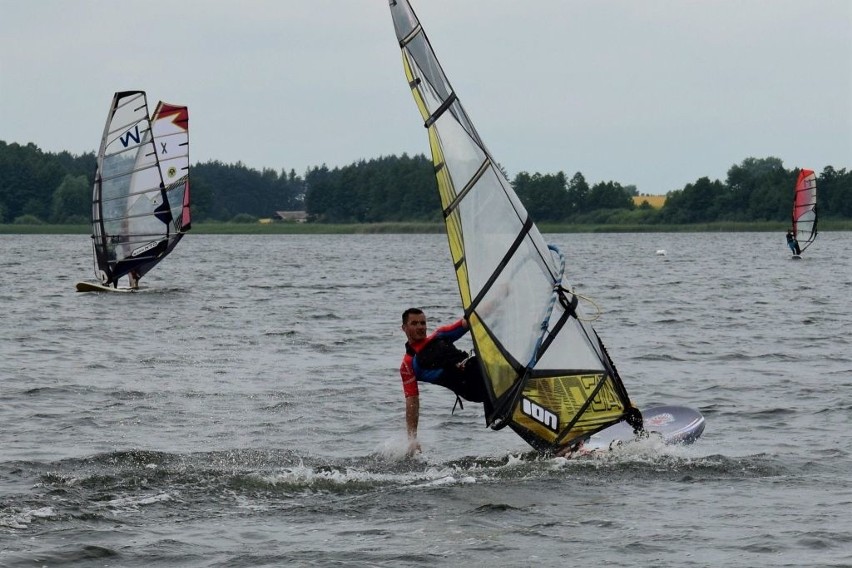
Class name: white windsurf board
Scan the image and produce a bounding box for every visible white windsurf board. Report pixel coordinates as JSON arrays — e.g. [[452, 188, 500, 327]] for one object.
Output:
[[583, 404, 705, 451], [75, 281, 137, 293]]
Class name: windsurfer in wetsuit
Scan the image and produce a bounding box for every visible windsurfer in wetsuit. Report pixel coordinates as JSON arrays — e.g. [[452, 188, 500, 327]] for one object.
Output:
[[786, 229, 801, 255], [399, 308, 488, 456]]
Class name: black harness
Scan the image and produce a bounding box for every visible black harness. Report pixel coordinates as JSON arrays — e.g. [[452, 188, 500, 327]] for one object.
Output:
[[407, 338, 468, 370], [406, 339, 486, 411]]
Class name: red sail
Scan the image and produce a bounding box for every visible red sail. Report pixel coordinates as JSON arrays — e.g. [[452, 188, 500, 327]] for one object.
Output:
[[792, 169, 817, 253]]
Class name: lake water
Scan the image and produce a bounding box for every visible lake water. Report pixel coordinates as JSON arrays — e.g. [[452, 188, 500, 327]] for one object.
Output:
[[1, 231, 851, 567]]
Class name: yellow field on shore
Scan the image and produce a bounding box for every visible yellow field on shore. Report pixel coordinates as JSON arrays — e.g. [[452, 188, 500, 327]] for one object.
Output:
[[633, 195, 666, 208]]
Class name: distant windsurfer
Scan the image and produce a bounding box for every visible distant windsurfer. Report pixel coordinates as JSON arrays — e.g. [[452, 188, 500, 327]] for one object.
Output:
[[785, 229, 801, 255], [399, 308, 488, 456]]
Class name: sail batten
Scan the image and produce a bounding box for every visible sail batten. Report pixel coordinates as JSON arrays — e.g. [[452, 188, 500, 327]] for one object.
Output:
[[390, 0, 639, 452], [443, 158, 490, 217]]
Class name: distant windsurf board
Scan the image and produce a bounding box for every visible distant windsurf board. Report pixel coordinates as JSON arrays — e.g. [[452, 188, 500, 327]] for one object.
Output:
[[75, 281, 137, 293]]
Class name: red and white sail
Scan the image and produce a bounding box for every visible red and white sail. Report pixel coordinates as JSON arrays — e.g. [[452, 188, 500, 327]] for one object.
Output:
[[792, 169, 817, 253], [90, 91, 191, 286]]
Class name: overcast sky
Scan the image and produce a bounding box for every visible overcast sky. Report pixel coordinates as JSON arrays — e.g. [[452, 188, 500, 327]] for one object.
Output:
[[1, 0, 850, 194]]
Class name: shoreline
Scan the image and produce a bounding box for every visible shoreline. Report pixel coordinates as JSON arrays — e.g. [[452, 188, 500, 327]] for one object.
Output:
[[1, 220, 851, 235]]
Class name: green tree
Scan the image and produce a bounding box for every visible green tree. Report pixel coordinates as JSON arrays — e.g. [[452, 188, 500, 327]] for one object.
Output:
[[0, 141, 64, 221], [512, 171, 569, 221], [5, 140, 852, 226], [13, 214, 44, 224], [566, 172, 590, 215], [818, 166, 852, 218], [586, 180, 635, 211], [191, 160, 305, 221], [51, 174, 90, 223], [305, 154, 438, 222], [725, 157, 790, 221], [662, 177, 726, 222]]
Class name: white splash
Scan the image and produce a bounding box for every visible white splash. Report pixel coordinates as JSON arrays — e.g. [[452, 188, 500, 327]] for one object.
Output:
[[0, 506, 55, 529]]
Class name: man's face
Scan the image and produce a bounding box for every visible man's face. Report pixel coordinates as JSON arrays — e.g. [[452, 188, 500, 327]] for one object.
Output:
[[402, 313, 428, 343]]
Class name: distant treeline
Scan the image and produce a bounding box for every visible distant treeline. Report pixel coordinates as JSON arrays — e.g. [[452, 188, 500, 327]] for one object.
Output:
[[2, 140, 851, 225], [0, 141, 305, 224]]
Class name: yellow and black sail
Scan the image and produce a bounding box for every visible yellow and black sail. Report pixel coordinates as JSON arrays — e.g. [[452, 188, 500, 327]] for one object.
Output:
[[389, 0, 641, 452]]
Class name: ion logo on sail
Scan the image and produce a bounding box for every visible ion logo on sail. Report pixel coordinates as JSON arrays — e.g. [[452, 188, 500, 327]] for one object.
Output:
[[521, 398, 558, 432]]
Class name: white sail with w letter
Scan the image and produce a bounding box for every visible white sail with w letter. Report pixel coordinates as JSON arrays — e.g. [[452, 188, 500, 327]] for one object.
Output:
[[77, 90, 191, 291]]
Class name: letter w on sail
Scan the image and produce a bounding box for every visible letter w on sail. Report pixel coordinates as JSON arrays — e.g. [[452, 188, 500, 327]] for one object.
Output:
[[120, 126, 141, 147]]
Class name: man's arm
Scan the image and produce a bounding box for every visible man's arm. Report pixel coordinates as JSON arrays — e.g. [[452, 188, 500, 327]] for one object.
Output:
[[400, 358, 421, 455], [405, 395, 421, 455], [433, 318, 469, 343]]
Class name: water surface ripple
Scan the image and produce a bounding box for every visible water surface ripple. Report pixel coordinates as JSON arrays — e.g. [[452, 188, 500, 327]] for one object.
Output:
[[1, 232, 850, 567]]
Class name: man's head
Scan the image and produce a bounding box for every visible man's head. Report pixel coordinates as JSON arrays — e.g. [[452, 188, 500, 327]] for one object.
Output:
[[401, 308, 427, 343]]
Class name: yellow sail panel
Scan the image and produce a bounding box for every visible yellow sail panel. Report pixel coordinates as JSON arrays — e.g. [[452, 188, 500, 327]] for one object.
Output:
[[469, 313, 517, 399], [512, 375, 626, 445], [429, 128, 471, 308], [402, 53, 431, 123]]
